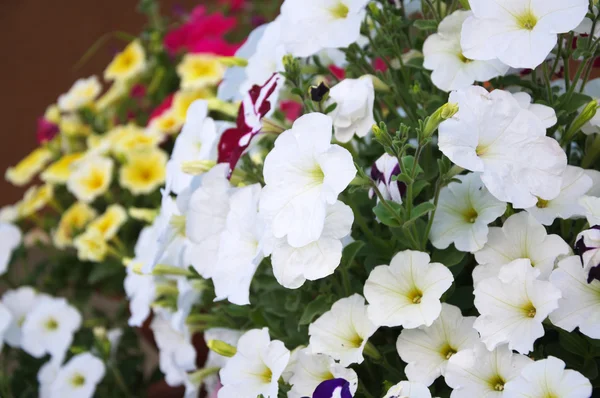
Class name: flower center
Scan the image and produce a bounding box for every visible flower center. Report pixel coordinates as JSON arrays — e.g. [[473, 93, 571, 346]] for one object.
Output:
[[45, 317, 59, 331], [475, 144, 489, 157], [516, 10, 537, 31], [407, 288, 423, 304], [86, 170, 105, 191], [70, 373, 86, 387], [329, 2, 349, 19], [463, 208, 478, 224], [308, 165, 325, 184], [523, 302, 537, 318], [458, 53, 473, 64], [260, 367, 273, 383], [347, 333, 364, 348], [440, 344, 457, 360], [170, 215, 187, 237], [536, 198, 549, 208], [488, 375, 505, 391]]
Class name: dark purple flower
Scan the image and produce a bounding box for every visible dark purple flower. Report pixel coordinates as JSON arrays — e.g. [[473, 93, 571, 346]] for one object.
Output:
[[575, 225, 600, 283], [369, 153, 406, 203], [310, 378, 353, 398], [36, 117, 59, 144]]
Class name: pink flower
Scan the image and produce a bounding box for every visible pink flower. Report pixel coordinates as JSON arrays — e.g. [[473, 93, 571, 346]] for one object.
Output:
[[217, 73, 284, 173], [130, 84, 147, 99], [164, 6, 241, 56], [329, 65, 346, 81], [36, 117, 59, 144], [280, 100, 302, 122], [148, 94, 174, 122]]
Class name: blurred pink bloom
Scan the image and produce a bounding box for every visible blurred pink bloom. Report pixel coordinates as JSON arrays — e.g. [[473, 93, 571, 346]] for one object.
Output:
[[148, 94, 174, 122], [280, 100, 302, 122], [36, 117, 59, 144]]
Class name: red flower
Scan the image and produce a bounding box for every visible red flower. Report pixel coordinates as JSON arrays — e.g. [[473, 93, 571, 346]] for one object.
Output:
[[36, 117, 59, 144], [130, 84, 147, 99], [329, 64, 346, 81], [148, 94, 174, 122], [280, 100, 302, 122], [374, 57, 388, 73], [218, 0, 246, 12], [164, 6, 241, 56], [217, 74, 284, 173]]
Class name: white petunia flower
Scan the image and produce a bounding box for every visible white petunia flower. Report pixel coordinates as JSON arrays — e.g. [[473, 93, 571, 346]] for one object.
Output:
[[21, 296, 82, 362], [423, 10, 508, 92], [474, 259, 561, 354], [511, 92, 558, 129], [396, 303, 479, 386], [369, 153, 404, 204], [0, 222, 21, 276], [2, 286, 42, 348], [461, 0, 588, 69], [474, 212, 571, 281], [0, 302, 11, 350], [38, 360, 59, 398], [383, 381, 432, 398], [280, 0, 369, 57], [212, 184, 264, 305], [503, 356, 592, 398], [579, 194, 600, 226], [438, 86, 567, 209], [364, 250, 454, 328], [430, 173, 506, 253], [266, 200, 353, 289], [288, 348, 358, 398], [260, 113, 356, 247], [326, 77, 375, 143], [49, 352, 106, 398], [445, 343, 532, 397], [203, 328, 243, 396], [550, 256, 600, 338], [219, 328, 290, 398], [525, 166, 592, 225], [308, 294, 377, 366]]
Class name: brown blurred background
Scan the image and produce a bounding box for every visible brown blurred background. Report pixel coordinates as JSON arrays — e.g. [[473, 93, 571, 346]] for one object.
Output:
[[0, 0, 199, 206]]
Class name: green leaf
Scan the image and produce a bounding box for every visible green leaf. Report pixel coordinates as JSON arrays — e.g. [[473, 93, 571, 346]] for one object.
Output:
[[558, 328, 590, 358], [341, 241, 365, 268], [431, 246, 466, 267], [373, 200, 404, 227], [413, 19, 439, 31], [299, 295, 332, 325], [401, 155, 424, 176], [324, 102, 337, 114], [560, 92, 593, 113], [393, 173, 414, 185], [412, 180, 430, 197], [88, 262, 123, 284], [409, 202, 435, 221]]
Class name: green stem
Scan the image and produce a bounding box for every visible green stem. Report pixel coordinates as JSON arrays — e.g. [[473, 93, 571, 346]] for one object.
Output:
[[110, 364, 132, 398]]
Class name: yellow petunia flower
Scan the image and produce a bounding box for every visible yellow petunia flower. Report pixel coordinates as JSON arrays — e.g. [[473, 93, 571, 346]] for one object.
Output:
[[119, 149, 167, 195], [18, 184, 54, 218], [67, 156, 114, 203], [177, 54, 226, 90], [172, 88, 214, 123], [57, 76, 102, 112], [59, 114, 93, 137], [87, 204, 127, 240], [104, 40, 147, 82], [147, 109, 182, 136], [53, 202, 97, 249], [44, 104, 61, 125], [74, 229, 108, 262], [41, 153, 84, 184], [5, 147, 54, 186], [112, 128, 160, 157]]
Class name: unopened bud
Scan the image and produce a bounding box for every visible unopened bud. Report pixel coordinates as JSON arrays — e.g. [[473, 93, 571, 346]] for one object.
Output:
[[207, 339, 237, 358], [310, 82, 330, 102], [368, 2, 380, 17], [122, 258, 144, 274], [152, 264, 193, 277], [458, 0, 471, 10], [372, 123, 394, 148], [363, 74, 390, 92], [216, 56, 248, 67], [423, 102, 459, 139], [566, 100, 599, 142], [181, 160, 217, 175], [188, 367, 221, 384], [93, 326, 107, 340]]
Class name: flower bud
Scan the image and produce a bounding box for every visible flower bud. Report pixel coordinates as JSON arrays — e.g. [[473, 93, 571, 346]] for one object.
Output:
[[422, 102, 459, 139], [152, 264, 193, 277], [310, 82, 330, 102], [188, 367, 221, 384], [458, 0, 471, 10], [368, 2, 380, 17], [216, 56, 248, 67], [565, 100, 599, 142], [128, 207, 158, 223], [181, 160, 217, 175], [207, 339, 237, 358], [362, 74, 390, 92]]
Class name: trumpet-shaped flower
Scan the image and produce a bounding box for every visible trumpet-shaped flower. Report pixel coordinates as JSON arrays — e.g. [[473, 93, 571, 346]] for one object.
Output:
[[364, 250, 453, 328], [219, 328, 290, 398], [474, 212, 570, 280], [308, 294, 377, 366], [445, 343, 532, 397], [396, 304, 479, 386], [266, 201, 353, 289], [5, 147, 53, 186], [288, 349, 358, 398], [49, 353, 106, 398], [57, 76, 102, 112], [575, 226, 600, 282], [202, 328, 243, 395], [461, 0, 588, 69], [53, 202, 96, 249], [383, 381, 432, 398], [423, 10, 508, 92], [73, 229, 108, 262], [369, 153, 405, 204], [260, 113, 356, 247], [512, 92, 558, 129], [67, 156, 114, 203], [119, 149, 167, 195], [326, 77, 375, 143], [580, 195, 600, 226], [550, 256, 600, 338], [2, 286, 43, 348], [87, 204, 127, 240], [430, 173, 506, 253], [0, 222, 21, 276], [104, 40, 146, 82], [503, 356, 592, 398], [473, 259, 561, 354], [438, 86, 567, 208], [280, 0, 369, 57], [41, 153, 85, 185], [177, 54, 226, 90]]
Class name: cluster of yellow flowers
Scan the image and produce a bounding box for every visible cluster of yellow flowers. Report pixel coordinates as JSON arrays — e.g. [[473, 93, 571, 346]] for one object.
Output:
[[4, 38, 232, 264]]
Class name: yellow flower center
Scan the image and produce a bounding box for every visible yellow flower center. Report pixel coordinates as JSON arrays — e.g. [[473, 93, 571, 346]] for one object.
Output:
[[45, 317, 59, 331], [463, 208, 478, 224], [260, 367, 273, 383], [440, 344, 457, 360], [516, 10, 538, 31], [309, 165, 325, 183], [523, 302, 537, 318], [329, 2, 349, 19], [488, 375, 505, 391], [170, 215, 187, 237], [347, 333, 364, 348], [536, 198, 549, 208], [458, 53, 473, 64], [86, 169, 106, 191], [70, 373, 86, 387], [407, 288, 423, 304]]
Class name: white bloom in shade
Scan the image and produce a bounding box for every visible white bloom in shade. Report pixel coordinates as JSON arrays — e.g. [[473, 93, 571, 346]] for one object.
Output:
[[503, 356, 592, 398], [326, 77, 375, 143], [364, 250, 454, 328], [266, 201, 353, 289], [167, 100, 220, 195], [280, 0, 369, 57], [549, 256, 600, 339], [383, 381, 432, 398], [0, 302, 11, 350], [0, 222, 21, 276], [186, 163, 232, 278], [525, 165, 592, 225], [580, 195, 600, 226], [474, 212, 571, 280], [430, 173, 506, 253], [213, 184, 264, 305], [203, 328, 243, 396], [461, 0, 588, 69], [38, 360, 59, 398], [2, 286, 41, 348], [474, 259, 561, 354], [288, 349, 358, 398], [21, 296, 82, 362], [438, 86, 567, 208], [423, 10, 508, 92], [308, 294, 377, 366], [151, 314, 196, 387], [50, 353, 106, 398], [369, 153, 404, 204], [57, 76, 101, 111], [396, 304, 479, 386], [445, 343, 532, 398], [219, 328, 290, 398], [512, 92, 558, 129], [260, 113, 356, 247]]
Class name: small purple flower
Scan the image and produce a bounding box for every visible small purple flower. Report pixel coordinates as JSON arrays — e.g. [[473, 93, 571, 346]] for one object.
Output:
[[575, 225, 600, 283], [369, 153, 406, 204], [307, 378, 353, 398]]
